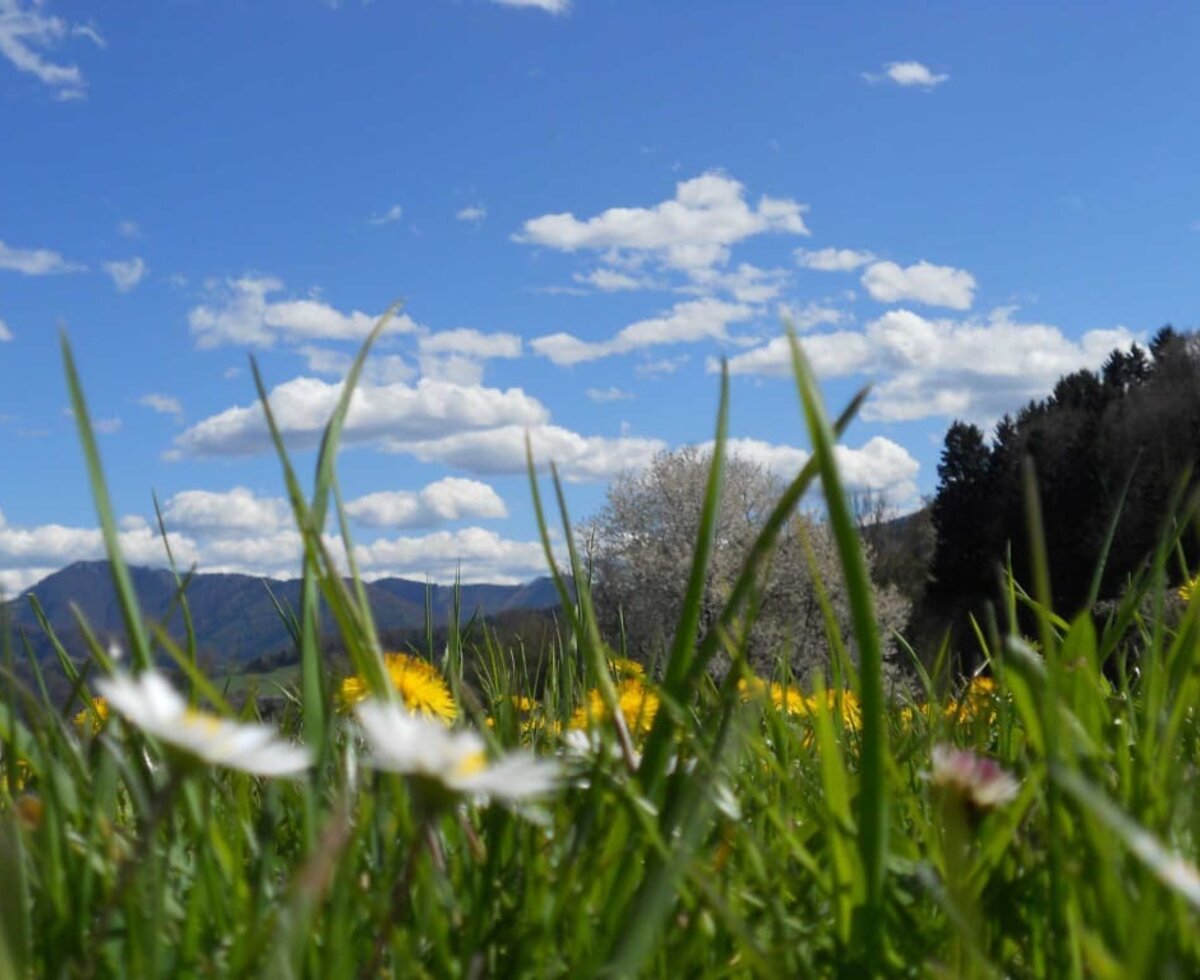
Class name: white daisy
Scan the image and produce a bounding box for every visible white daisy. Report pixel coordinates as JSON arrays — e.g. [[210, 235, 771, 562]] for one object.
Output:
[[355, 700, 559, 804], [930, 743, 1020, 811], [96, 669, 312, 777]]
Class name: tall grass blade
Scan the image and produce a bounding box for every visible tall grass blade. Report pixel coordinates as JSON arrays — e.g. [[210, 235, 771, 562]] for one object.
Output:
[[788, 328, 888, 969]]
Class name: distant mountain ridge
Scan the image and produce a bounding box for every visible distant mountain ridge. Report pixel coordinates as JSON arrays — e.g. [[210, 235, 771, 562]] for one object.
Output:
[[3, 561, 564, 667]]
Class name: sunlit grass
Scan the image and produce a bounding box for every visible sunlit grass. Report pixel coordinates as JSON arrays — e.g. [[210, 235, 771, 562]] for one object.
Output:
[[0, 325, 1198, 975]]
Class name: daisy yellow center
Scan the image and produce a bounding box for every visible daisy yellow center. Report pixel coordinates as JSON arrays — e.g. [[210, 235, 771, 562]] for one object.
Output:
[[183, 708, 224, 735], [452, 751, 489, 779]]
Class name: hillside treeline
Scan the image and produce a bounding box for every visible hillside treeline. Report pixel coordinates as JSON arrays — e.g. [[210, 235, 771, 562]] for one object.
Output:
[[928, 326, 1200, 640]]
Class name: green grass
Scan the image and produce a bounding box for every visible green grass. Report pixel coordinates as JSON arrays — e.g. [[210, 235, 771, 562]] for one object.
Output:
[[0, 325, 1199, 976]]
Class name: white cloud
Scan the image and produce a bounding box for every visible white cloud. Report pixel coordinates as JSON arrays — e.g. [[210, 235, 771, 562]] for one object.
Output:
[[720, 330, 873, 378], [699, 436, 919, 500], [490, 0, 570, 13], [173, 375, 548, 457], [345, 478, 508, 528], [161, 487, 292, 535], [636, 354, 689, 378], [0, 1, 104, 100], [117, 220, 142, 239], [93, 417, 121, 435], [722, 307, 1139, 423], [861, 260, 976, 310], [0, 317, 12, 341], [297, 345, 415, 385], [797, 247, 875, 272], [350, 528, 548, 583], [386, 424, 667, 483], [532, 298, 755, 365], [456, 205, 487, 223], [586, 386, 633, 403], [418, 328, 522, 360], [103, 256, 147, 292], [0, 238, 81, 275], [684, 263, 790, 303], [516, 172, 809, 273], [415, 328, 523, 384], [368, 204, 404, 225], [0, 502, 549, 588], [573, 268, 655, 292], [864, 61, 949, 88], [0, 507, 196, 581], [138, 393, 183, 419], [188, 276, 418, 349], [777, 301, 847, 331]]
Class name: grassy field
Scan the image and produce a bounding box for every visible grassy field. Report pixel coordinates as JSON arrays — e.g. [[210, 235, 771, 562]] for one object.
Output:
[[1, 328, 1199, 976]]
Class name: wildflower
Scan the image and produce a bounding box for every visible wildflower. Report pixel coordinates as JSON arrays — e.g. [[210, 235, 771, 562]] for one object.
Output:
[[73, 695, 110, 734], [738, 677, 807, 716], [569, 677, 660, 737], [929, 743, 1019, 811], [355, 700, 559, 804], [14, 793, 43, 830], [338, 653, 457, 722], [945, 675, 1000, 725], [1179, 574, 1198, 604], [96, 670, 312, 777], [608, 657, 645, 679]]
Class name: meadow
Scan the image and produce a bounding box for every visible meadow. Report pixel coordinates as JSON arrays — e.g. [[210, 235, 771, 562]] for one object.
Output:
[[2, 326, 1199, 977]]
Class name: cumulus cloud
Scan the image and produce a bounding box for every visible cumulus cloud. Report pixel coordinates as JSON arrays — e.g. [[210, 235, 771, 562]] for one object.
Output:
[[103, 256, 147, 292], [864, 60, 949, 88], [368, 204, 403, 225], [777, 302, 847, 332], [797, 247, 875, 272], [721, 307, 1138, 422], [386, 424, 666, 483], [117, 220, 142, 239], [490, 0, 570, 13], [0, 503, 548, 590], [188, 276, 418, 349], [532, 298, 755, 365], [698, 436, 919, 501], [0, 316, 12, 341], [418, 328, 522, 360], [297, 345, 415, 385], [684, 263, 790, 304], [0, 1, 104, 100], [456, 205, 487, 223], [345, 478, 508, 528], [161, 487, 292, 535], [138, 393, 183, 419], [172, 376, 548, 458], [0, 238, 82, 275], [0, 507, 196, 589], [861, 260, 976, 310], [516, 172, 809, 274]]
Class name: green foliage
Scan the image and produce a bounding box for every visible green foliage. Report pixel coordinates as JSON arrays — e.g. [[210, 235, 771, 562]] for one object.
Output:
[[0, 331, 1199, 976], [930, 328, 1200, 650]]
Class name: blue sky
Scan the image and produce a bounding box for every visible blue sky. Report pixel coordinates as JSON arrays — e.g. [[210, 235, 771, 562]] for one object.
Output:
[[1, 0, 1198, 591]]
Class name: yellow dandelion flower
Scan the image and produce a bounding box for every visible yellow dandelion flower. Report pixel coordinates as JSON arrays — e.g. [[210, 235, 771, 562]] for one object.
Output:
[[945, 675, 999, 724], [510, 694, 537, 713], [338, 653, 457, 722], [608, 658, 645, 679], [1179, 574, 1198, 604], [738, 676, 768, 701], [73, 696, 110, 734], [569, 677, 659, 737]]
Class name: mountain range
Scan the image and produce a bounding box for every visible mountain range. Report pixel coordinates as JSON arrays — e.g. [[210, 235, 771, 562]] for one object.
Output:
[[2, 561, 563, 669]]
